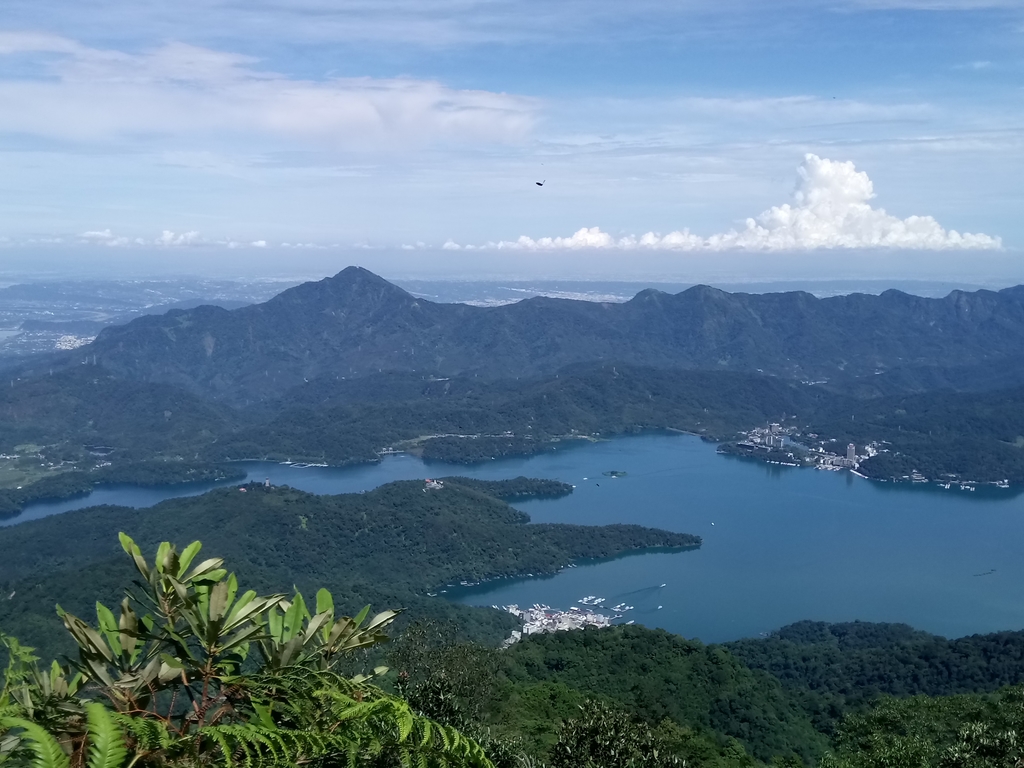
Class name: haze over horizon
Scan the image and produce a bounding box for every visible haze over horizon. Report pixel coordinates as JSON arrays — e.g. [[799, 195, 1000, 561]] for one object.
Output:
[[1, 1, 1021, 283]]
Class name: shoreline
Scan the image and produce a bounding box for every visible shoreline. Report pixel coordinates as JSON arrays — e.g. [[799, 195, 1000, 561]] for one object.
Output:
[[718, 441, 1016, 491]]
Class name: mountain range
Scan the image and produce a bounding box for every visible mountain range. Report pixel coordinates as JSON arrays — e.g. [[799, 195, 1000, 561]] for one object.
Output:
[[55, 266, 1024, 405]]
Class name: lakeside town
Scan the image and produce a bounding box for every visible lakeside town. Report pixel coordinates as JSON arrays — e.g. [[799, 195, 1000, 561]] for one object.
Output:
[[499, 603, 614, 646], [497, 594, 653, 646], [724, 422, 1010, 490]]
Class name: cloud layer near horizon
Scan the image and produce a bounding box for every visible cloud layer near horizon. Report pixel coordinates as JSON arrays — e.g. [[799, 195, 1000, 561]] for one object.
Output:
[[445, 155, 1001, 252], [0, 33, 535, 148]]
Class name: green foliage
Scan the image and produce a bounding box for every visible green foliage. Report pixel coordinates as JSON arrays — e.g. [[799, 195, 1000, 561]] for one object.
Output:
[[726, 620, 1024, 734], [501, 625, 829, 764], [227, 365, 833, 466], [388, 622, 499, 729], [823, 686, 1024, 768], [549, 700, 681, 768], [12, 358, 1024, 514], [84, 703, 128, 768], [2, 536, 493, 768], [435, 478, 573, 502]]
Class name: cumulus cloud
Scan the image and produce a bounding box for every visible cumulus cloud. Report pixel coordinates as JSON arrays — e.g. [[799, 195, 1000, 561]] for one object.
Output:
[[156, 230, 201, 246], [453, 155, 1001, 252], [0, 33, 535, 147], [79, 229, 138, 246]]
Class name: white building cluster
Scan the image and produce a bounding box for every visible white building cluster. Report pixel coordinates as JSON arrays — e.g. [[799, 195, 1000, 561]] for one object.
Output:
[[500, 603, 612, 646], [737, 422, 885, 471]]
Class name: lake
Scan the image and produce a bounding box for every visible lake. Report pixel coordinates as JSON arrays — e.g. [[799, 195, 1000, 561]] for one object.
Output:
[[9, 433, 1024, 642]]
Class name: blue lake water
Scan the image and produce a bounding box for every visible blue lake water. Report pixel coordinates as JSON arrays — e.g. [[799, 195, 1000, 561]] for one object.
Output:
[[8, 433, 1024, 643]]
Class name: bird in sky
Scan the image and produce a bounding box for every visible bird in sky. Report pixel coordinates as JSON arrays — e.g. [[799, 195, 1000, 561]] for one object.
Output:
[[536, 180, 545, 186]]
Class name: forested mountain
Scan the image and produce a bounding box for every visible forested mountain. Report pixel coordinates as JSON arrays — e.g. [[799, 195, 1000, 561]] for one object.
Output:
[[726, 620, 1024, 733], [501, 626, 829, 763], [6, 267, 1024, 514], [53, 266, 1024, 404]]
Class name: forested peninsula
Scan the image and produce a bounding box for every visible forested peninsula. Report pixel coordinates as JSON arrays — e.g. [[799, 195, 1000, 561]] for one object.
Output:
[[0, 477, 698, 660]]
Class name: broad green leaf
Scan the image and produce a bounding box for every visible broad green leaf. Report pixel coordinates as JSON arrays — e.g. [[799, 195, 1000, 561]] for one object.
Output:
[[316, 588, 334, 616], [118, 533, 149, 580], [364, 609, 401, 631], [176, 540, 202, 578], [283, 593, 308, 640], [268, 608, 283, 641], [61, 613, 115, 664], [181, 558, 225, 583], [117, 599, 139, 660], [219, 624, 265, 655], [209, 580, 230, 623], [95, 603, 121, 657], [351, 605, 371, 627], [225, 573, 238, 615], [303, 612, 332, 644], [224, 590, 258, 627], [155, 542, 173, 574], [223, 595, 283, 633]]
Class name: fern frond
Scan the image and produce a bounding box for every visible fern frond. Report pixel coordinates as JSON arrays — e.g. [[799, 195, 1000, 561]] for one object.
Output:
[[0, 718, 70, 768], [85, 703, 128, 768], [198, 723, 311, 768], [112, 713, 171, 753]]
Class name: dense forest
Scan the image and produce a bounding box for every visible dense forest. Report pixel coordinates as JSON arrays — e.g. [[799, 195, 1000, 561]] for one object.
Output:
[[725, 620, 1024, 733], [0, 364, 837, 513], [382, 618, 1024, 766], [809, 387, 1024, 483]]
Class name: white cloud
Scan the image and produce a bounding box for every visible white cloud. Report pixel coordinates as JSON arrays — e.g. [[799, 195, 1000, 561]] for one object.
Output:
[[465, 155, 1001, 252], [0, 34, 536, 148], [156, 230, 201, 246], [79, 229, 136, 246], [74, 229, 270, 247]]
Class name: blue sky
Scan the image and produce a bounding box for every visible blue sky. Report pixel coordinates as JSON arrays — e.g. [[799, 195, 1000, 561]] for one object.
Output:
[[0, 0, 1021, 280]]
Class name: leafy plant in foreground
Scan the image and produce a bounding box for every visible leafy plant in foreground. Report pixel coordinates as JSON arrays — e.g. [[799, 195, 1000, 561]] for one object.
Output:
[[0, 534, 493, 768]]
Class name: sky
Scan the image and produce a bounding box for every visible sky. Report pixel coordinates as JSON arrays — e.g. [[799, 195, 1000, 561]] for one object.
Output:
[[0, 0, 1022, 282]]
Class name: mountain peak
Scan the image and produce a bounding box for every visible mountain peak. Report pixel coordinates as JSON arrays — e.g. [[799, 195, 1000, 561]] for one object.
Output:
[[333, 265, 394, 285], [267, 266, 414, 309], [629, 288, 670, 303], [677, 284, 729, 301]]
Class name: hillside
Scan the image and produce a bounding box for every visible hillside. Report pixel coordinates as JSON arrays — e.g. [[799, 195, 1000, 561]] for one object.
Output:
[[47, 267, 1024, 404], [501, 626, 829, 763], [725, 620, 1024, 735]]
